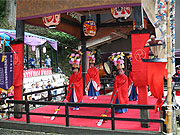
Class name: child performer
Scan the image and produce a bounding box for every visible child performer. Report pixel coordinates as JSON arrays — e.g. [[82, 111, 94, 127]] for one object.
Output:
[[86, 51, 100, 99], [66, 52, 83, 110], [109, 52, 128, 113]]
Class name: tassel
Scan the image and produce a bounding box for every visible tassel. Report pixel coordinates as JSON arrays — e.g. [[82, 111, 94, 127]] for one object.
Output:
[[1, 55, 5, 62]]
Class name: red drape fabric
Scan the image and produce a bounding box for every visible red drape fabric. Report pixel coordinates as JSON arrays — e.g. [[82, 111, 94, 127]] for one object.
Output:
[[131, 33, 150, 105], [11, 43, 23, 100], [131, 33, 149, 87], [147, 62, 167, 112]]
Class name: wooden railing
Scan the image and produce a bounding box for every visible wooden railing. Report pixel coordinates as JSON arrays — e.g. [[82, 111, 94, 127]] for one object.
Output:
[[0, 99, 165, 133]]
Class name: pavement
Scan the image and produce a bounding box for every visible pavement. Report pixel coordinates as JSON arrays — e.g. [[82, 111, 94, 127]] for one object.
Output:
[[0, 128, 64, 135]]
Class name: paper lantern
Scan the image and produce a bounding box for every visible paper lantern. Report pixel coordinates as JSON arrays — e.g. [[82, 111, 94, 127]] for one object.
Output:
[[111, 7, 131, 19], [32, 46, 36, 51], [42, 14, 61, 28], [43, 46, 46, 53], [83, 20, 96, 36]]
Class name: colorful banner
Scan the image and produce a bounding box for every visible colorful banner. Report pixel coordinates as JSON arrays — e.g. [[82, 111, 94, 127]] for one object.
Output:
[[11, 43, 23, 100], [0, 53, 13, 90], [23, 68, 52, 78]]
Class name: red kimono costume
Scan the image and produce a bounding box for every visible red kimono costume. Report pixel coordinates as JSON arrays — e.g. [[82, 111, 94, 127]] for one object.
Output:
[[128, 72, 138, 101], [66, 72, 83, 108], [111, 74, 128, 113], [85, 67, 100, 97]]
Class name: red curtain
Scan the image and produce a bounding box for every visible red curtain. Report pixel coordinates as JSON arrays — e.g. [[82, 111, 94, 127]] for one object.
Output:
[[11, 43, 23, 100], [147, 62, 167, 112], [131, 33, 150, 105]]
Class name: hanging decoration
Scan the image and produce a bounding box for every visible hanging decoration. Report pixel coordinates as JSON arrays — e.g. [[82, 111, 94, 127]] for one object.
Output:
[[83, 11, 96, 37], [83, 20, 96, 36], [32, 46, 36, 51], [111, 7, 132, 19], [43, 46, 46, 53], [42, 14, 61, 28]]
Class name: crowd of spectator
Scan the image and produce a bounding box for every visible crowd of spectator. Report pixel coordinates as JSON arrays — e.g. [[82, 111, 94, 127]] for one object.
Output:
[[23, 74, 69, 102]]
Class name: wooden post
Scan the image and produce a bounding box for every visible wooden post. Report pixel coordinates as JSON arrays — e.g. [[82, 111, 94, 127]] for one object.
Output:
[[166, 1, 172, 134], [81, 16, 86, 95], [14, 20, 24, 118], [140, 109, 149, 128]]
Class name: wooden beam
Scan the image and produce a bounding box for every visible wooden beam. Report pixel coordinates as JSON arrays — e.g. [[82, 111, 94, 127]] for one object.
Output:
[[101, 21, 133, 27], [61, 17, 81, 27], [77, 9, 111, 15], [86, 35, 121, 48], [110, 31, 128, 39]]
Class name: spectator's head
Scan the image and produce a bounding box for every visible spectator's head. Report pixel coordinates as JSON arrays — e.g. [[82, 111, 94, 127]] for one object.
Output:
[[36, 82, 39, 88], [47, 81, 51, 85], [23, 88, 26, 93], [47, 55, 49, 58], [52, 76, 56, 81], [31, 84, 35, 88], [41, 85, 45, 89]]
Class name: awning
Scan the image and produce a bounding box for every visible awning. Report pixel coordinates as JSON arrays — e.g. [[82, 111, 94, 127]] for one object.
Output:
[[0, 29, 57, 51]]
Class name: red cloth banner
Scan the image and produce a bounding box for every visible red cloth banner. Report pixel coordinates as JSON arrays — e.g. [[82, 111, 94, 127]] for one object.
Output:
[[11, 43, 23, 100], [131, 33, 150, 86], [23, 68, 52, 78], [131, 33, 150, 105], [147, 62, 167, 112]]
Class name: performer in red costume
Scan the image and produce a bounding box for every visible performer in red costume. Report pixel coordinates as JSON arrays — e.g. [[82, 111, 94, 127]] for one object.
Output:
[[66, 52, 83, 110], [109, 52, 128, 113], [86, 51, 100, 99]]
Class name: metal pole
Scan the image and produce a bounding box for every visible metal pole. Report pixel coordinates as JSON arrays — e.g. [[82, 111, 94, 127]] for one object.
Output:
[[40, 45, 42, 68], [26, 45, 29, 69], [51, 46, 53, 68], [56, 47, 58, 72], [166, 1, 172, 134]]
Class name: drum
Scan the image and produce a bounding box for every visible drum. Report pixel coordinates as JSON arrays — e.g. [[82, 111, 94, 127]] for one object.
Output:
[[96, 62, 111, 78]]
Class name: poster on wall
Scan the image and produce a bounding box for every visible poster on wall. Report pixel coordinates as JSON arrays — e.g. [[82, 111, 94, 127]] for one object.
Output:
[[0, 53, 13, 94]]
